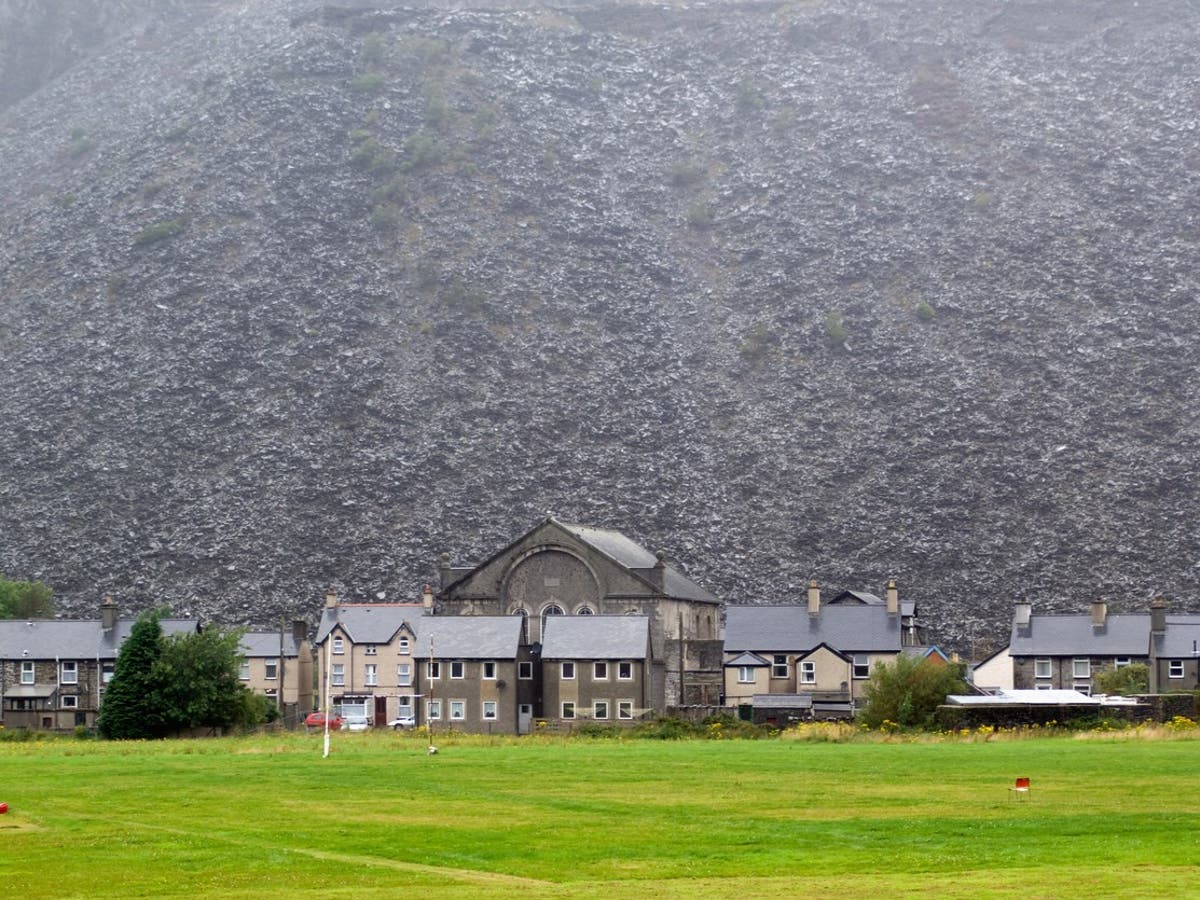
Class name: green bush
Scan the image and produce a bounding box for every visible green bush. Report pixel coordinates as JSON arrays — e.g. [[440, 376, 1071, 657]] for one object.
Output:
[[351, 72, 385, 93], [915, 300, 936, 321], [1094, 663, 1149, 696], [857, 655, 967, 730], [132, 219, 187, 246], [738, 322, 779, 362], [400, 133, 445, 171], [369, 203, 402, 231], [824, 310, 848, 346]]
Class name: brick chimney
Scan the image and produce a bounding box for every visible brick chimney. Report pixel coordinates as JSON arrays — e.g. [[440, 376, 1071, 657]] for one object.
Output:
[[807, 579, 820, 616], [886, 579, 899, 616], [1151, 596, 1168, 635], [439, 552, 452, 588], [291, 619, 308, 644], [1091, 599, 1107, 629], [101, 594, 118, 632], [422, 584, 434, 610], [324, 586, 339, 609]]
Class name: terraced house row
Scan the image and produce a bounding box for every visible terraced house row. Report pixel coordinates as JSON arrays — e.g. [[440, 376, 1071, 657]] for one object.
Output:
[[4, 518, 1198, 733]]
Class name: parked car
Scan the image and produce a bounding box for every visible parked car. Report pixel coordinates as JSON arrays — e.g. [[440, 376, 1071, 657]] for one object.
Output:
[[388, 715, 416, 730], [304, 712, 344, 731], [343, 714, 371, 732]]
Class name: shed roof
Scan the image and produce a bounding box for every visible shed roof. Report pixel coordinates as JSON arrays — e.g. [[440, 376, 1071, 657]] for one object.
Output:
[[541, 616, 649, 660], [723, 605, 901, 654], [1009, 614, 1150, 656]]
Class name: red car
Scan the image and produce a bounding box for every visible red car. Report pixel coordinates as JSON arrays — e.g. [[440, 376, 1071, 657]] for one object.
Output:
[[304, 712, 344, 731]]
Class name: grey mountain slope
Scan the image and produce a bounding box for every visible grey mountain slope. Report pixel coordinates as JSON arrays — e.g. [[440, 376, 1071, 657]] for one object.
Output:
[[1, 0, 1197, 648]]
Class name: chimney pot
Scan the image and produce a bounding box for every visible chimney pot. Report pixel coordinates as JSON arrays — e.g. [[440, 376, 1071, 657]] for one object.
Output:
[[886, 579, 899, 616]]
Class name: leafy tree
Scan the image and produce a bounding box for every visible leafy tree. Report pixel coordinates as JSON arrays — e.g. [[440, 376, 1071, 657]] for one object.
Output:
[[0, 575, 54, 619], [97, 609, 166, 740], [858, 654, 967, 730], [153, 627, 265, 735], [1094, 662, 1149, 696]]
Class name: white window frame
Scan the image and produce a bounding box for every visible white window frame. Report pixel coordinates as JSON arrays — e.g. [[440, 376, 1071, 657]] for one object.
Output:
[[772, 654, 789, 678], [1035, 683, 1053, 691], [365, 645, 378, 656], [1074, 682, 1092, 696], [737, 666, 755, 684], [852, 655, 870, 679], [618, 661, 633, 680], [1169, 660, 1184, 679], [102, 661, 115, 684], [427, 699, 442, 721], [62, 694, 78, 709], [593, 700, 609, 720], [1114, 657, 1130, 669], [60, 661, 78, 684], [364, 664, 377, 686], [450, 661, 465, 680], [482, 700, 498, 720], [482, 661, 497, 680], [593, 661, 608, 680], [398, 637, 410, 654], [800, 661, 816, 684], [397, 663, 412, 687], [1072, 658, 1091, 679], [428, 661, 440, 679], [561, 701, 576, 720], [449, 700, 466, 721], [561, 661, 575, 680], [239, 661, 250, 681], [264, 659, 278, 681], [518, 661, 533, 680], [21, 661, 34, 685], [617, 700, 634, 720], [331, 663, 345, 686], [332, 637, 344, 655], [1034, 658, 1052, 679], [398, 696, 414, 718]]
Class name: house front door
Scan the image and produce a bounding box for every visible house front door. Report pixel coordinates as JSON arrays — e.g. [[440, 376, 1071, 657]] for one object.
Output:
[[518, 704, 532, 734], [374, 695, 388, 727]]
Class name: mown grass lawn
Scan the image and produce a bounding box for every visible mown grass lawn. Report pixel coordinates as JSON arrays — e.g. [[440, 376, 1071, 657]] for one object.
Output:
[[1, 730, 1198, 897]]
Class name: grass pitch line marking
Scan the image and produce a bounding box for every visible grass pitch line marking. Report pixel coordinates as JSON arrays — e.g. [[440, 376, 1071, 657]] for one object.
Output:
[[104, 818, 552, 888]]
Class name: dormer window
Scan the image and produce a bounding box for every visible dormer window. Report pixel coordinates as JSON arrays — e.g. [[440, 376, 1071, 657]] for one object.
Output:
[[398, 637, 410, 654], [332, 637, 345, 655]]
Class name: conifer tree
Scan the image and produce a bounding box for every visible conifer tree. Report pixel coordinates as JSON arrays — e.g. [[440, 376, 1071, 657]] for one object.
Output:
[[97, 610, 165, 739]]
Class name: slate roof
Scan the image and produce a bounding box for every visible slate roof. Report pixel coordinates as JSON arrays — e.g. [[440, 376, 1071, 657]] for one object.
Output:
[[726, 651, 770, 667], [1155, 615, 1200, 657], [1008, 614, 1150, 656], [723, 605, 902, 654], [0, 617, 198, 660], [556, 521, 719, 604], [541, 615, 650, 660], [316, 604, 426, 645], [240, 631, 301, 657], [411, 616, 524, 659]]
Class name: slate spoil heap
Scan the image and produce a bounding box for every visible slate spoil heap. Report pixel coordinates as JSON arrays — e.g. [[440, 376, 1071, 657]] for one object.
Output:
[[1, 0, 1198, 648]]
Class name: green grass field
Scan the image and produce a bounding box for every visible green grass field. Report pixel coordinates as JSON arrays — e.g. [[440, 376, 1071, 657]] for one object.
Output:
[[2, 730, 1198, 897]]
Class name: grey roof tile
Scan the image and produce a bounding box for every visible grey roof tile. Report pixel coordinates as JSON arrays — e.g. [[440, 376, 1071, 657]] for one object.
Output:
[[540, 615, 650, 659], [1009, 614, 1150, 656], [723, 605, 902, 653]]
